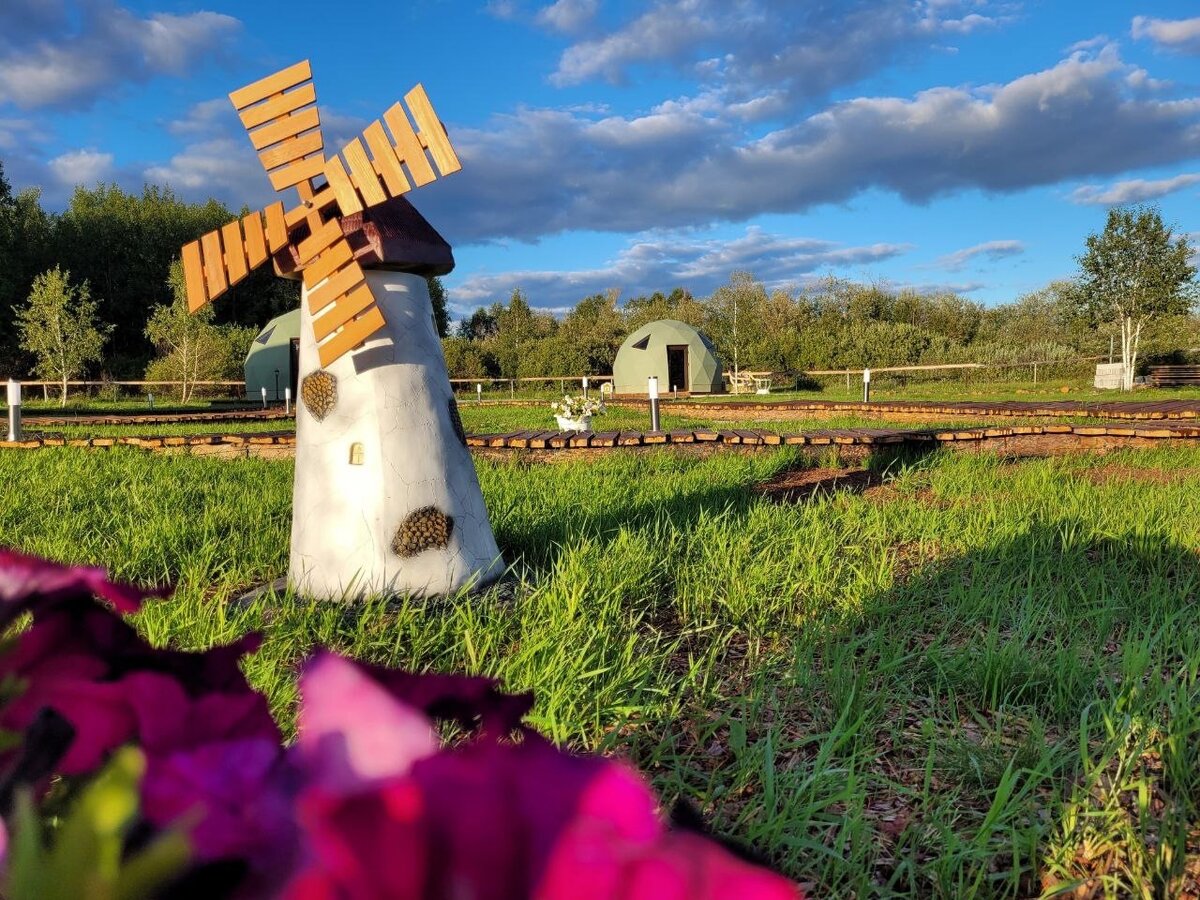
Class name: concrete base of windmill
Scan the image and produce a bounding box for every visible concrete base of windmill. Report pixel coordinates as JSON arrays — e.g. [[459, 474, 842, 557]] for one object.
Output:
[[288, 270, 504, 600]]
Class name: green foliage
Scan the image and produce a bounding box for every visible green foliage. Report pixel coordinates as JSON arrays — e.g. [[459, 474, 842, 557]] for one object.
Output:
[[144, 261, 256, 401], [0, 179, 298, 379], [5, 748, 189, 900], [441, 336, 490, 379], [0, 169, 57, 376], [485, 288, 558, 378], [16, 266, 111, 405], [1074, 205, 1198, 388], [1075, 205, 1197, 326], [557, 291, 626, 373], [427, 276, 450, 338]]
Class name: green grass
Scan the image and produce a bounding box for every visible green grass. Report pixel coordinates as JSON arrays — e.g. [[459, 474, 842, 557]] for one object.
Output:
[[2, 445, 1199, 896], [28, 420, 297, 438], [695, 377, 1200, 405], [12, 397, 245, 412]]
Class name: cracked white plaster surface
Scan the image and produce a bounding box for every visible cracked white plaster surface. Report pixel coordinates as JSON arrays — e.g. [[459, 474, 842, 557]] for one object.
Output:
[[288, 270, 504, 599]]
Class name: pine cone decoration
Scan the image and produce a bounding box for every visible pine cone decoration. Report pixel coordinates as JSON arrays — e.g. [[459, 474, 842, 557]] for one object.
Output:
[[301, 370, 337, 421], [392, 506, 454, 557]]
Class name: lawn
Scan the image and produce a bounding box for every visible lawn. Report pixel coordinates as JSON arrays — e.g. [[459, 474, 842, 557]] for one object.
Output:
[[2, 443, 1198, 896], [695, 377, 1200, 405]]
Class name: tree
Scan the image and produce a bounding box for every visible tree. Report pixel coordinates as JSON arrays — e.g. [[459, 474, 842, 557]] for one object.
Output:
[[17, 266, 110, 405], [558, 290, 625, 373], [440, 336, 489, 379], [705, 271, 768, 375], [52, 185, 296, 376], [427, 276, 450, 338], [144, 261, 254, 402], [1075, 206, 1197, 390], [490, 288, 556, 378], [457, 306, 498, 341]]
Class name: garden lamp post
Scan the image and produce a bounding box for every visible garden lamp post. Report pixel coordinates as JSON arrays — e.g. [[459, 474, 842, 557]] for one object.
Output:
[[862, 368, 871, 403], [6, 380, 21, 442], [648, 376, 661, 432], [274, 368, 280, 401]]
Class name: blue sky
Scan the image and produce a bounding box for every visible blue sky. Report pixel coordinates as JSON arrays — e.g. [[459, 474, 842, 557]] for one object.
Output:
[[2, 1, 1199, 322]]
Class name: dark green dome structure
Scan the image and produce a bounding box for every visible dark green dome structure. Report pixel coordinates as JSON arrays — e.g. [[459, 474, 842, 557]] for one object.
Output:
[[612, 319, 725, 395]]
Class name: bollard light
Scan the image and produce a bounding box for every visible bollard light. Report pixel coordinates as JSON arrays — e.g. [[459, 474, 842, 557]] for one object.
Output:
[[582, 376, 589, 400], [476, 383, 482, 402], [285, 386, 292, 415], [6, 379, 21, 442], [148, 393, 154, 409], [862, 368, 871, 403], [261, 386, 268, 409], [648, 376, 661, 432]]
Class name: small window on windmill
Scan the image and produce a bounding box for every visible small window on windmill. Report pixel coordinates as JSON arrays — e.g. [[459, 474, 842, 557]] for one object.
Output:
[[349, 442, 365, 465], [632, 335, 650, 350]]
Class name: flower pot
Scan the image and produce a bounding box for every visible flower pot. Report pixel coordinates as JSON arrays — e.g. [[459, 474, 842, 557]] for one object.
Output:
[[555, 415, 592, 432]]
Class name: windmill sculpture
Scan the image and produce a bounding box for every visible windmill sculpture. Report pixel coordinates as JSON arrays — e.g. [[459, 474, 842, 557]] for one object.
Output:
[[180, 60, 503, 599]]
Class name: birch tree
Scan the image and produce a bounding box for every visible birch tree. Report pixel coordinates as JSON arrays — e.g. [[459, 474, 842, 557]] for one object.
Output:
[[16, 266, 110, 406], [145, 261, 253, 401], [1076, 206, 1197, 390]]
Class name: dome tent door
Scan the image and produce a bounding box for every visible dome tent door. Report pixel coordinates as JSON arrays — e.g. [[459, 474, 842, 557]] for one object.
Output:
[[666, 344, 688, 394]]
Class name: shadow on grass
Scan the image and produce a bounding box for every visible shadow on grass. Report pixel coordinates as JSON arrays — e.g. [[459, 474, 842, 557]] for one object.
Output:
[[701, 520, 1200, 897]]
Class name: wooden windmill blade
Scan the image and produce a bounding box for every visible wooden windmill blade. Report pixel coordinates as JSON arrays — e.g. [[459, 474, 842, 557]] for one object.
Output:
[[318, 84, 462, 217], [179, 61, 326, 313], [229, 60, 326, 193], [178, 62, 465, 366], [277, 82, 463, 366], [290, 216, 388, 367], [179, 202, 290, 312]]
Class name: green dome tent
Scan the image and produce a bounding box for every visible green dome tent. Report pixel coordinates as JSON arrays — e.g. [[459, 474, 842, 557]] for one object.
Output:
[[612, 319, 724, 395], [244, 309, 301, 401]]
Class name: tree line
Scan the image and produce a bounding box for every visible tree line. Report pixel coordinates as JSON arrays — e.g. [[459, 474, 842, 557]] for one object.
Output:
[[443, 208, 1197, 386], [0, 160, 452, 402], [3, 155, 1195, 395]]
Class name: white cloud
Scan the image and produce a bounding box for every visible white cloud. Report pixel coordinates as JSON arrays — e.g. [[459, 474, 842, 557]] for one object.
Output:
[[549, 0, 1005, 107], [1069, 173, 1200, 205], [449, 225, 911, 309], [143, 137, 270, 208], [890, 279, 986, 295], [933, 240, 1025, 271], [0, 3, 240, 109], [1132, 15, 1200, 54], [419, 44, 1200, 245], [536, 0, 598, 34], [145, 99, 369, 208], [47, 149, 114, 186], [0, 117, 47, 151]]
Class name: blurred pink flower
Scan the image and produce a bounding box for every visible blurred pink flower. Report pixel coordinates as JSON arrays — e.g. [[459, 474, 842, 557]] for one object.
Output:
[[0, 552, 273, 781], [0, 548, 161, 622], [0, 556, 803, 900], [282, 655, 802, 900], [295, 653, 439, 792]]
